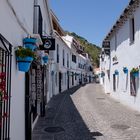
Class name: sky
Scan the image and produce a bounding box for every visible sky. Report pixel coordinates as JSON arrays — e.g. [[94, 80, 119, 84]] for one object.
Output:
[[49, 0, 130, 47]]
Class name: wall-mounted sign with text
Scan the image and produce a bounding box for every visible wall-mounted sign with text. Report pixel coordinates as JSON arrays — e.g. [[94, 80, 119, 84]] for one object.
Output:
[[40, 38, 55, 50], [112, 55, 118, 65]]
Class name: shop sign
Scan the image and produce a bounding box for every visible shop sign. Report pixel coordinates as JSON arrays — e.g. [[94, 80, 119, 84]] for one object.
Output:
[[40, 38, 55, 50], [36, 66, 42, 102], [112, 55, 118, 65]]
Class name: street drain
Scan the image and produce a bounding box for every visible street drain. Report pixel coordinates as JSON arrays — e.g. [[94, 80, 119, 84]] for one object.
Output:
[[96, 98, 105, 100], [91, 131, 103, 136], [111, 124, 130, 130], [44, 127, 65, 133], [135, 114, 140, 117]]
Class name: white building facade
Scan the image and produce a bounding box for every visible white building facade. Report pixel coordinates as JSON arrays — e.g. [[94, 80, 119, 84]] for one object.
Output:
[[100, 0, 140, 112], [0, 0, 53, 140], [0, 0, 94, 139]]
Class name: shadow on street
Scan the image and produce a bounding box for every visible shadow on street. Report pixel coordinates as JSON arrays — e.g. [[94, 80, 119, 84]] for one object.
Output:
[[33, 85, 103, 140]]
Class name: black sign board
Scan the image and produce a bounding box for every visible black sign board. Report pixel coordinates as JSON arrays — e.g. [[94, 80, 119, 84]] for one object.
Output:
[[40, 38, 55, 50]]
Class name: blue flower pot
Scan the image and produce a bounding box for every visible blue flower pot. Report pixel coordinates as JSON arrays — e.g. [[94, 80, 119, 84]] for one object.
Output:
[[17, 57, 33, 72], [115, 70, 119, 75], [123, 68, 128, 74], [43, 56, 48, 63], [24, 44, 37, 51], [101, 72, 105, 77], [132, 72, 139, 77], [23, 38, 36, 44]]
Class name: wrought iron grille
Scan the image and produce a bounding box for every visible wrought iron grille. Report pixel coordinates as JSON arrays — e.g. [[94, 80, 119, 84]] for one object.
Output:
[[0, 34, 12, 140]]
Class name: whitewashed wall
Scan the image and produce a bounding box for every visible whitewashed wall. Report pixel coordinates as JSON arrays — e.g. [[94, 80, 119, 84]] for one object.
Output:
[[0, 0, 53, 139], [102, 4, 140, 111], [0, 0, 34, 140]]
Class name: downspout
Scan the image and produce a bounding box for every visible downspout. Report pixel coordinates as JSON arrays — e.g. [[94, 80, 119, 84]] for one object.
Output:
[[6, 0, 30, 35]]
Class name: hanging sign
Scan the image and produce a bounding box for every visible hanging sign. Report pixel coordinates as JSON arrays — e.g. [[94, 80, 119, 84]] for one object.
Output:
[[40, 38, 55, 50], [36, 66, 42, 102]]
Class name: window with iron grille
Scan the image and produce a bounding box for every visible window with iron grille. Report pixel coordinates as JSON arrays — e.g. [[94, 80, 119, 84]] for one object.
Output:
[[0, 34, 12, 140], [130, 73, 138, 96]]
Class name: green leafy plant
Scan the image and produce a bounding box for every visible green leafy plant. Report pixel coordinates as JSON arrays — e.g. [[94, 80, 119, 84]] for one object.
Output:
[[16, 46, 36, 59], [130, 67, 139, 73]]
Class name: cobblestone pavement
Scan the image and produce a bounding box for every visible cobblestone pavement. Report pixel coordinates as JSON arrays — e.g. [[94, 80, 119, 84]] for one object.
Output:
[[33, 84, 140, 140]]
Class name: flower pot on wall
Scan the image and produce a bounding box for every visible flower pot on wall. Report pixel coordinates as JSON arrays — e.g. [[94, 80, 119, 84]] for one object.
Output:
[[24, 44, 37, 51], [115, 70, 119, 75], [23, 38, 37, 51], [43, 56, 48, 63], [23, 38, 36, 44], [123, 67, 128, 74], [132, 72, 139, 77], [17, 57, 33, 72], [101, 72, 105, 77]]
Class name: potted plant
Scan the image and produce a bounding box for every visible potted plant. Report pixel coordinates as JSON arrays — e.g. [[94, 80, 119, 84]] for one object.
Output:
[[42, 55, 48, 63], [23, 37, 37, 51], [101, 71, 105, 77], [131, 67, 139, 77], [16, 47, 36, 72], [123, 67, 128, 74], [115, 70, 119, 75]]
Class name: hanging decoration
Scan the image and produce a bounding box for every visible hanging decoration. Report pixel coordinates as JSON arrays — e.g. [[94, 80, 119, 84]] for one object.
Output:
[[23, 37, 37, 51], [114, 70, 119, 75], [130, 67, 139, 77], [123, 67, 128, 74]]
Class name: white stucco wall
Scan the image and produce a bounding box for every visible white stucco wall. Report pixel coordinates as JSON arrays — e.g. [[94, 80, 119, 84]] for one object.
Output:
[[102, 4, 140, 112], [0, 0, 53, 139], [0, 0, 34, 139]]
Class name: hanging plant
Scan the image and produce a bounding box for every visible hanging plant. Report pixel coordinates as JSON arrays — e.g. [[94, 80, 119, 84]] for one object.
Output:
[[101, 72, 105, 77], [42, 55, 48, 63], [23, 37, 37, 51], [131, 67, 139, 77], [16, 46, 36, 72], [115, 70, 119, 75], [123, 67, 128, 74]]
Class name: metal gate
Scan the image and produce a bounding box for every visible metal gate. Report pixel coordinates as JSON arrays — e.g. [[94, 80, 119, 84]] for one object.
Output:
[[0, 34, 12, 140]]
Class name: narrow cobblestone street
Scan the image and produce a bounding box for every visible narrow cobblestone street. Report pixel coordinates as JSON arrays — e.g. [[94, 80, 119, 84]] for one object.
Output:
[[33, 84, 140, 140]]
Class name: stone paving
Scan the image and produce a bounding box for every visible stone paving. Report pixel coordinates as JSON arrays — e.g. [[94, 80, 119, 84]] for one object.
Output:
[[33, 83, 140, 140]]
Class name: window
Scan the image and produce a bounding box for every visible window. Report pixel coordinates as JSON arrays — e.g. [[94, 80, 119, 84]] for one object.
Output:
[[75, 73, 77, 80], [67, 53, 69, 68], [0, 34, 12, 139], [63, 50, 65, 66], [57, 44, 59, 63], [113, 74, 116, 92], [72, 54, 76, 63], [130, 73, 138, 96], [55, 72, 57, 86], [130, 17, 135, 43]]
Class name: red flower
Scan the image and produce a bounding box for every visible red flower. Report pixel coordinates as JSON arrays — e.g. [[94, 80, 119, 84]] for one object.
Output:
[[0, 72, 6, 79]]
